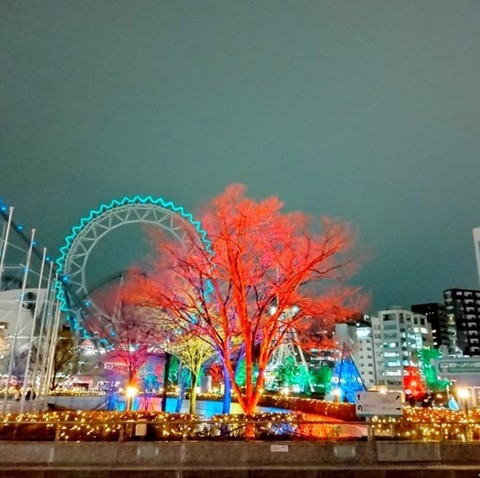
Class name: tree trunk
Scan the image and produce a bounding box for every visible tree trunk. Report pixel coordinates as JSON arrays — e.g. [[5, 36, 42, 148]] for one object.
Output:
[[161, 352, 172, 412], [189, 372, 198, 414], [222, 365, 232, 414], [175, 362, 185, 413]]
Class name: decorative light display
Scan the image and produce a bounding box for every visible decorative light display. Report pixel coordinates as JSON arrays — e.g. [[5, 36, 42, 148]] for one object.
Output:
[[403, 365, 427, 400], [370, 407, 480, 442], [0, 403, 479, 442], [309, 365, 333, 395], [0, 410, 301, 441], [258, 394, 357, 421], [49, 389, 106, 397], [330, 355, 366, 403], [417, 347, 450, 392], [270, 356, 310, 392]]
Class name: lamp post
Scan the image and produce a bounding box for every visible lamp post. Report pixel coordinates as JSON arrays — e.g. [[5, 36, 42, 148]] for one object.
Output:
[[458, 388, 470, 415], [125, 385, 138, 411], [458, 387, 471, 441]]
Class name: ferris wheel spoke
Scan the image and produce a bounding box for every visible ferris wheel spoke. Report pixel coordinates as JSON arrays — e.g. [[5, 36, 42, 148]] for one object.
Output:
[[56, 196, 211, 347]]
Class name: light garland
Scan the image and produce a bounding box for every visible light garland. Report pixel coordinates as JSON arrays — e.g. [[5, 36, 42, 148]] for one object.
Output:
[[49, 390, 106, 397], [369, 407, 480, 442], [0, 405, 478, 442]]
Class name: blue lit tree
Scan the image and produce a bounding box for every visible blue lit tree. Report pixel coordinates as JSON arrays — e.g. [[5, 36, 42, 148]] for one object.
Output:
[[331, 354, 365, 402]]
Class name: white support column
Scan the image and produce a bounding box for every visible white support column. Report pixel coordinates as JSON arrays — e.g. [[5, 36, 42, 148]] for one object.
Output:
[[2, 228, 35, 414], [38, 275, 58, 408], [44, 303, 62, 400], [31, 261, 54, 395], [19, 247, 47, 413], [0, 206, 14, 288]]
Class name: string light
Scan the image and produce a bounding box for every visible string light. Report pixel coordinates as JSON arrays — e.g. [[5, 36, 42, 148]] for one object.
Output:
[[0, 400, 478, 442]]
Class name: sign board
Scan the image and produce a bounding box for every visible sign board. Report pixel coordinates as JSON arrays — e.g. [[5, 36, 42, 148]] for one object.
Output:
[[355, 391, 404, 417], [435, 358, 480, 376], [135, 422, 147, 437], [473, 387, 480, 407], [270, 445, 289, 453]]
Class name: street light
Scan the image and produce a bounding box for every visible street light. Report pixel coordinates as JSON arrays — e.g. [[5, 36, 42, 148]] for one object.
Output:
[[332, 387, 342, 402], [457, 388, 472, 441], [458, 388, 470, 415], [125, 385, 138, 411]]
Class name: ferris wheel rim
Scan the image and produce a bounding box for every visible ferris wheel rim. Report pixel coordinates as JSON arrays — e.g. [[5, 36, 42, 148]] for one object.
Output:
[[55, 195, 212, 316]]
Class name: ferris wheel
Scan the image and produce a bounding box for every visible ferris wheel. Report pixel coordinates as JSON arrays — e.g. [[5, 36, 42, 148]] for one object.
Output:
[[55, 196, 211, 341]]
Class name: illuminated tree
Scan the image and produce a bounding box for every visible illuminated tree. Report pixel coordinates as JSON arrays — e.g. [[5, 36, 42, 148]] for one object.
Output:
[[84, 287, 171, 390], [167, 333, 216, 413], [50, 330, 81, 390], [417, 347, 449, 392], [272, 356, 309, 392], [403, 366, 427, 400], [207, 362, 224, 391], [331, 355, 365, 403], [310, 364, 333, 396], [127, 184, 364, 413]]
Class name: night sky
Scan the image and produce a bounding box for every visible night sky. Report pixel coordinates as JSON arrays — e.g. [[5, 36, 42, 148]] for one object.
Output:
[[1, 1, 480, 312]]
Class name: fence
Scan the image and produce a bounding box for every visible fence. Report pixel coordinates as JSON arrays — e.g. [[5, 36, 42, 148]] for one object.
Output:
[[0, 416, 478, 442]]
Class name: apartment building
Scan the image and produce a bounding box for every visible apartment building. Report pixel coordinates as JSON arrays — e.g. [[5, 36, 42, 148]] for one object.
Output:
[[370, 307, 433, 387], [410, 302, 454, 351], [444, 288, 480, 356]]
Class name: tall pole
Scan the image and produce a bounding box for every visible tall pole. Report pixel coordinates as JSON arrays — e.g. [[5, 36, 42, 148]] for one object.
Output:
[[2, 228, 35, 414], [0, 206, 14, 288], [31, 261, 54, 396], [44, 303, 62, 399], [19, 247, 47, 413], [39, 279, 58, 409]]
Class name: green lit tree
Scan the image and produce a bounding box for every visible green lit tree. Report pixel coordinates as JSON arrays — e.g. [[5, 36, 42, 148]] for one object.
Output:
[[418, 347, 450, 392], [309, 365, 333, 396], [272, 356, 310, 392]]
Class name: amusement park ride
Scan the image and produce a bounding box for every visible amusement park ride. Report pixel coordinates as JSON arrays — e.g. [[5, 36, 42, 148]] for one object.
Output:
[[55, 196, 212, 345], [0, 195, 365, 409]]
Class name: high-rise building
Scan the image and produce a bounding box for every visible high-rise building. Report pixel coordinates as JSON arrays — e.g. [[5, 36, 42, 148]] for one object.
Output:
[[444, 288, 480, 356], [474, 228, 480, 288], [410, 303, 448, 349], [370, 307, 433, 387]]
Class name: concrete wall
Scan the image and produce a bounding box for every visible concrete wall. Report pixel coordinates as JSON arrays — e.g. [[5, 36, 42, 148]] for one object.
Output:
[[47, 395, 107, 410], [0, 441, 479, 477]]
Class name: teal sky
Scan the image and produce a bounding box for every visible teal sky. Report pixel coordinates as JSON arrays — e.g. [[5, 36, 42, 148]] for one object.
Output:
[[1, 1, 480, 312]]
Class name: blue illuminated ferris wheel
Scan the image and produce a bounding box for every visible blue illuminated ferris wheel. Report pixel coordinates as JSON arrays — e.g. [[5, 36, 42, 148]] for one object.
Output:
[[56, 196, 211, 338]]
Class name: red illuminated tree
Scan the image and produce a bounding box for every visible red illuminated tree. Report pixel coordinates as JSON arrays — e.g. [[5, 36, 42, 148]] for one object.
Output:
[[84, 286, 172, 389], [403, 365, 427, 401], [126, 184, 365, 413], [207, 362, 224, 390]]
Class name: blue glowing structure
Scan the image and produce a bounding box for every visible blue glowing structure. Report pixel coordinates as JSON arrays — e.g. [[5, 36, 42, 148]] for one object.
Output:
[[331, 346, 366, 403], [56, 195, 213, 340]]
